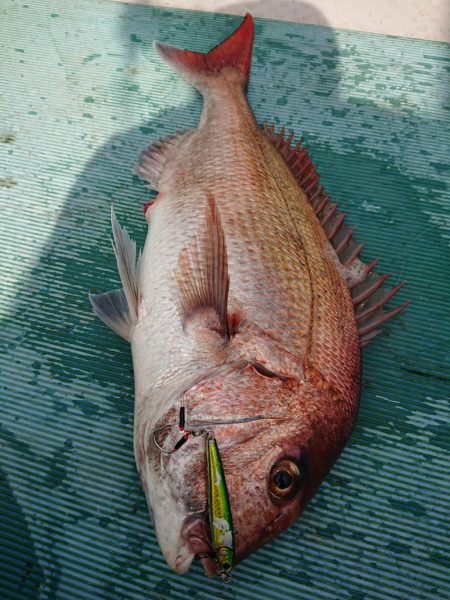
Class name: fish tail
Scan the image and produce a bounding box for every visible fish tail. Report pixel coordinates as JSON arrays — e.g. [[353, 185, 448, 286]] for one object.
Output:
[[153, 14, 254, 90]]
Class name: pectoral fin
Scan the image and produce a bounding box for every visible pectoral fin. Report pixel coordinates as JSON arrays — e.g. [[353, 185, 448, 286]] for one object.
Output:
[[89, 289, 133, 341], [110, 206, 141, 323], [174, 194, 229, 337], [90, 207, 141, 341]]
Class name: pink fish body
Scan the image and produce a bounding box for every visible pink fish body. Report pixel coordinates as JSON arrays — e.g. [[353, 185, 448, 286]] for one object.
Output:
[[90, 14, 408, 579]]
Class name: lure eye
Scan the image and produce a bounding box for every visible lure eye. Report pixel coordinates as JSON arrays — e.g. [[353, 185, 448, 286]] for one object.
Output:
[[269, 459, 303, 501]]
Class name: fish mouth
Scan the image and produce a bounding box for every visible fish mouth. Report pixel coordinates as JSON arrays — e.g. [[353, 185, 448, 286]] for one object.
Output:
[[178, 514, 219, 578]]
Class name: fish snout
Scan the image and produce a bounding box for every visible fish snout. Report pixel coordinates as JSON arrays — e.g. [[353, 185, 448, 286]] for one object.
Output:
[[180, 513, 218, 578]]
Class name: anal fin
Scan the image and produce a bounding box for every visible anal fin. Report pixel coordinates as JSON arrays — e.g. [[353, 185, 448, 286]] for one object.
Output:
[[263, 122, 410, 347], [174, 194, 229, 337]]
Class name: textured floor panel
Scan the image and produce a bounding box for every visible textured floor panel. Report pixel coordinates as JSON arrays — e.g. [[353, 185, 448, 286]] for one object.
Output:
[[1, 1, 449, 599]]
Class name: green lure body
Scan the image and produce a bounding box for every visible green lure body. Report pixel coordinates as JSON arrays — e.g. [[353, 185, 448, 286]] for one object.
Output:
[[205, 434, 235, 580]]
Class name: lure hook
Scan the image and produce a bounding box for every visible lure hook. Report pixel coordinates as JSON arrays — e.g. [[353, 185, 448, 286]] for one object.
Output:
[[152, 406, 212, 453], [152, 406, 191, 453]]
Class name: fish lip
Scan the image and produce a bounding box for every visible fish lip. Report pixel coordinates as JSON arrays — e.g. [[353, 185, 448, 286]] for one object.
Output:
[[156, 521, 198, 575], [174, 546, 195, 574], [199, 556, 220, 578], [181, 513, 211, 551], [180, 513, 219, 577], [170, 517, 210, 574]]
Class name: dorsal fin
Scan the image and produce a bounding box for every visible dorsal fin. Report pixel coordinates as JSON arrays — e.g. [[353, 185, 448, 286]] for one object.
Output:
[[263, 122, 410, 347], [174, 194, 229, 337]]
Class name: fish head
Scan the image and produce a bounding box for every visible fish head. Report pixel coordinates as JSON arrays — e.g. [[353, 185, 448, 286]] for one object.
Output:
[[137, 359, 359, 577]]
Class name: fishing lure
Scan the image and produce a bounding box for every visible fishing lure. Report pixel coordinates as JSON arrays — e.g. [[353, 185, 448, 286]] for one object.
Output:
[[205, 433, 235, 582]]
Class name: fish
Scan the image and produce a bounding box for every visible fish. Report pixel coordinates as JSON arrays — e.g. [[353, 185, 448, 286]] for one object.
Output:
[[90, 13, 410, 580]]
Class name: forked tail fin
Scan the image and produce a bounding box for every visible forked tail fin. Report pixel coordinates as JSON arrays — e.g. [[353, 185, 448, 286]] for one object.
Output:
[[154, 14, 254, 90]]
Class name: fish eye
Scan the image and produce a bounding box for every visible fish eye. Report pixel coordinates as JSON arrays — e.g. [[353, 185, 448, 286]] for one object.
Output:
[[269, 459, 304, 501]]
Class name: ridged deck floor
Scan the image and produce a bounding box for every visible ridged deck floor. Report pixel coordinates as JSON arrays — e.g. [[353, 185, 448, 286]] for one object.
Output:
[[1, 1, 449, 598]]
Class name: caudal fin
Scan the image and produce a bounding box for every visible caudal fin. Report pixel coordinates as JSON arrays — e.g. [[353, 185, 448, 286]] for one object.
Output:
[[154, 14, 254, 89]]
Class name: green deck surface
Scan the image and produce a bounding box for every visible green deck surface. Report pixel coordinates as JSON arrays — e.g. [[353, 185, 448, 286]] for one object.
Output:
[[1, 1, 449, 598]]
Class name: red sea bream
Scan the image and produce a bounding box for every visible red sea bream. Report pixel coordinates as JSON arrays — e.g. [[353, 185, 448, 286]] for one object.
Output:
[[90, 14, 409, 579]]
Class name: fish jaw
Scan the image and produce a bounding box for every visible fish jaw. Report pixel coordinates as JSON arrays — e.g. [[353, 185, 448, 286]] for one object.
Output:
[[140, 456, 192, 573], [143, 466, 213, 576], [138, 430, 205, 574], [135, 387, 213, 575]]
